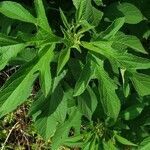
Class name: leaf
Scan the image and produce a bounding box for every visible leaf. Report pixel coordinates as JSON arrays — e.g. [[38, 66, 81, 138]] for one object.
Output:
[[0, 1, 36, 23], [0, 43, 25, 71], [139, 137, 150, 150], [59, 8, 70, 29], [105, 2, 144, 24], [114, 53, 150, 70], [115, 134, 137, 146], [82, 41, 150, 70], [73, 0, 103, 26], [121, 103, 145, 120], [57, 47, 70, 75], [130, 72, 150, 96], [120, 69, 130, 97], [81, 40, 113, 57], [52, 107, 82, 150], [94, 0, 102, 6], [0, 44, 55, 118], [15, 47, 37, 63], [74, 59, 95, 96], [117, 3, 144, 24], [89, 137, 97, 150], [29, 71, 67, 117], [34, 0, 51, 33], [95, 58, 120, 121], [68, 58, 82, 80], [64, 134, 83, 148], [78, 86, 97, 120], [78, 20, 95, 34], [39, 47, 54, 97], [30, 29, 61, 46], [52, 70, 67, 92], [98, 17, 125, 40], [103, 139, 117, 150], [0, 33, 18, 46], [113, 34, 147, 54], [33, 85, 67, 140]]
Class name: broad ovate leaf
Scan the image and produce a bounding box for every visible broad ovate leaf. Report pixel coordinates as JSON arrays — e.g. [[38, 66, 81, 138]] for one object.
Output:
[[105, 2, 144, 24], [117, 2, 144, 24], [130, 72, 150, 96], [0, 1, 36, 23]]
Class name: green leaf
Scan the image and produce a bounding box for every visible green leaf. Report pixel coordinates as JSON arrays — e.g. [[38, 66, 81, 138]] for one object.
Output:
[[113, 34, 147, 54], [121, 103, 145, 120], [115, 134, 137, 146], [103, 139, 117, 150], [114, 53, 150, 70], [130, 72, 150, 96], [52, 70, 67, 92], [30, 29, 61, 46], [68, 58, 82, 80], [73, 0, 103, 26], [81, 40, 113, 57], [0, 33, 18, 46], [34, 0, 52, 33], [59, 8, 70, 29], [39, 47, 54, 97], [34, 85, 67, 140], [94, 0, 102, 6], [139, 137, 150, 150], [74, 59, 95, 96], [0, 43, 25, 71], [0, 1, 36, 23], [64, 134, 83, 148], [52, 107, 82, 150], [95, 59, 120, 121], [105, 2, 144, 24], [82, 41, 150, 70], [78, 86, 97, 120], [117, 3, 144, 24], [120, 69, 130, 97], [57, 47, 70, 75], [0, 44, 55, 118], [98, 17, 125, 40], [78, 20, 95, 34]]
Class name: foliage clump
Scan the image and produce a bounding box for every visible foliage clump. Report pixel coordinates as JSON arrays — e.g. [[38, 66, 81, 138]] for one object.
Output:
[[0, 0, 150, 149]]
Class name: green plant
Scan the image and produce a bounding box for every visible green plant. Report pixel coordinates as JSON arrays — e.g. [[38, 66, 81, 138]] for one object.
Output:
[[0, 0, 150, 149]]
